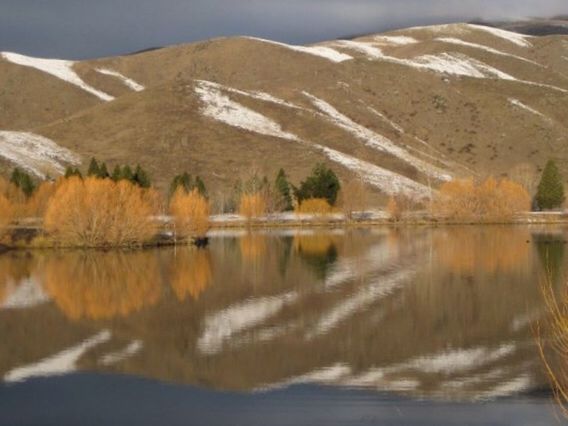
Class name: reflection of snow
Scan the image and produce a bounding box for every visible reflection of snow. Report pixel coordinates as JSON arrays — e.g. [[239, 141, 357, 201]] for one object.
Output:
[[1, 277, 49, 310], [4, 330, 111, 382], [197, 292, 298, 354], [100, 340, 143, 365]]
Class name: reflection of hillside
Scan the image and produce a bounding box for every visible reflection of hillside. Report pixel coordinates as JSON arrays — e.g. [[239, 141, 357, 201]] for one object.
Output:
[[171, 249, 213, 301], [0, 253, 44, 308], [0, 227, 562, 402], [42, 251, 162, 320]]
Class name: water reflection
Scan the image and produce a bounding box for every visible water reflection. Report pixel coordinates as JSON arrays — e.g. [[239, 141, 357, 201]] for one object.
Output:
[[0, 226, 563, 402]]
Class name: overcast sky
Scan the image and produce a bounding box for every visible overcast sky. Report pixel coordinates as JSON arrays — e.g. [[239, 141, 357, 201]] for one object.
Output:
[[0, 0, 566, 59]]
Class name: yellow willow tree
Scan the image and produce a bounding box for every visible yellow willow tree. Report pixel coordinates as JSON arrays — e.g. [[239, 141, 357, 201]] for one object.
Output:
[[44, 177, 159, 247], [340, 178, 369, 220], [295, 198, 332, 215], [0, 194, 14, 240], [169, 188, 210, 239], [239, 193, 267, 220]]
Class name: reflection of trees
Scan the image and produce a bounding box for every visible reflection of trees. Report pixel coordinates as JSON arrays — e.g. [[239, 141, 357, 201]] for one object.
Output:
[[171, 248, 213, 301], [534, 234, 565, 286], [239, 233, 267, 264], [434, 227, 531, 275], [42, 251, 161, 320], [0, 253, 34, 304], [293, 234, 338, 279]]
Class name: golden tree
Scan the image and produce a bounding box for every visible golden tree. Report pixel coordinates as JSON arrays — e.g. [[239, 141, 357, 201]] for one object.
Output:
[[169, 188, 210, 239], [239, 193, 267, 220], [44, 177, 158, 247], [0, 194, 14, 240], [295, 198, 332, 215]]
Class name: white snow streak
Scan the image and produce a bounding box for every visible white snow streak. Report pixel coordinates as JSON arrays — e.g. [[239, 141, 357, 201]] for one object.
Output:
[[435, 37, 541, 66], [467, 24, 532, 47], [334, 40, 384, 59], [304, 92, 451, 181], [508, 98, 549, 120], [373, 35, 418, 45], [0, 131, 80, 178], [1, 52, 114, 101], [4, 331, 112, 383], [95, 68, 145, 91], [244, 37, 352, 62]]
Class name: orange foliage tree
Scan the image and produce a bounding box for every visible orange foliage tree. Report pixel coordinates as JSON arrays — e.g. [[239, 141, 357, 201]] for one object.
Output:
[[44, 177, 159, 246], [0, 194, 14, 240], [169, 188, 210, 239], [434, 177, 530, 222], [239, 193, 267, 220], [295, 198, 332, 215]]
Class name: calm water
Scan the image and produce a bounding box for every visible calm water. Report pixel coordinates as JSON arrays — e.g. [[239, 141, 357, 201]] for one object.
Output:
[[0, 226, 567, 425]]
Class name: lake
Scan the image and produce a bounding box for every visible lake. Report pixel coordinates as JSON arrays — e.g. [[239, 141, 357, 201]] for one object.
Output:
[[1, 225, 567, 425]]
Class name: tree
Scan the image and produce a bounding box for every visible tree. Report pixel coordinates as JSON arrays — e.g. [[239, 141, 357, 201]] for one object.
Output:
[[170, 173, 192, 196], [169, 188, 210, 239], [98, 162, 110, 179], [65, 166, 82, 179], [295, 163, 341, 206], [0, 194, 14, 239], [194, 176, 207, 197], [87, 158, 100, 177], [44, 177, 159, 246], [295, 198, 332, 216], [133, 165, 151, 188], [340, 177, 368, 219], [121, 165, 134, 182], [275, 168, 293, 211], [111, 165, 122, 182], [10, 168, 36, 197], [239, 193, 267, 220], [536, 160, 565, 210]]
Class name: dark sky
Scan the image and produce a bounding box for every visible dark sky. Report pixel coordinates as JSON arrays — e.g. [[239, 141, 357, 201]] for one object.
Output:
[[0, 0, 566, 60]]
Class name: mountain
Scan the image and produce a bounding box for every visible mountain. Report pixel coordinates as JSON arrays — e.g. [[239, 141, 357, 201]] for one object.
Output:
[[1, 22, 567, 203]]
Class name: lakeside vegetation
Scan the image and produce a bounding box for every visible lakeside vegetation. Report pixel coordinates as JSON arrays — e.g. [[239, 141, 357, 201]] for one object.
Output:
[[0, 158, 565, 249]]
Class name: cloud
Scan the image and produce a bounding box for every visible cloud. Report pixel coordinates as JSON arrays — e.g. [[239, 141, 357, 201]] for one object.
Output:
[[0, 0, 565, 59]]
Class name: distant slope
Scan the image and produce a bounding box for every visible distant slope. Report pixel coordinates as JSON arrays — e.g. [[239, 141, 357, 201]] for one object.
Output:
[[1, 22, 567, 201]]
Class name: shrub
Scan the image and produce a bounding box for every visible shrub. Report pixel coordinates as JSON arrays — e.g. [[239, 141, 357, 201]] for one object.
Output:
[[239, 193, 267, 220], [341, 178, 368, 219], [434, 177, 530, 221], [169, 188, 210, 239], [536, 160, 565, 210], [44, 177, 158, 246], [295, 198, 332, 215]]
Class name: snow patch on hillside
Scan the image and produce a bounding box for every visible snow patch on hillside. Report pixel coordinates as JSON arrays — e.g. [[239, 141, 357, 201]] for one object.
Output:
[[95, 68, 145, 91], [0, 131, 81, 178], [373, 35, 418, 45], [1, 52, 114, 101], [467, 24, 532, 47], [508, 98, 549, 120], [435, 37, 541, 66], [304, 92, 451, 181], [334, 40, 384, 59], [410, 52, 516, 79], [195, 81, 300, 141], [244, 37, 352, 62]]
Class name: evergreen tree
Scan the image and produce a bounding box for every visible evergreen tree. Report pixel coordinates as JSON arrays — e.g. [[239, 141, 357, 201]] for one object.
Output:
[[64, 166, 82, 179], [121, 165, 134, 182], [10, 167, 36, 197], [111, 165, 122, 182], [133, 165, 151, 188], [275, 168, 293, 211], [169, 172, 192, 196], [98, 162, 110, 179], [295, 163, 341, 206], [194, 176, 207, 196], [536, 160, 565, 210], [87, 158, 100, 177]]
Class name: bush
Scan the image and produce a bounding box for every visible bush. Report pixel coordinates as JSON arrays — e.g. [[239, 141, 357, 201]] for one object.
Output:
[[169, 188, 210, 239], [44, 177, 158, 246], [434, 177, 530, 222], [536, 160, 565, 210], [239, 193, 267, 219], [295, 163, 341, 206], [295, 198, 333, 215]]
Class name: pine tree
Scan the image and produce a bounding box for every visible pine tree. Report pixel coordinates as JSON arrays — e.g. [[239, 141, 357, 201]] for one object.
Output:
[[275, 168, 293, 211], [98, 162, 110, 179], [295, 163, 341, 206], [87, 158, 100, 177], [121, 165, 134, 182], [111, 165, 122, 181], [64, 166, 75, 179], [194, 176, 207, 196], [170, 172, 192, 196], [10, 168, 36, 197], [133, 165, 151, 188], [536, 160, 565, 210]]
